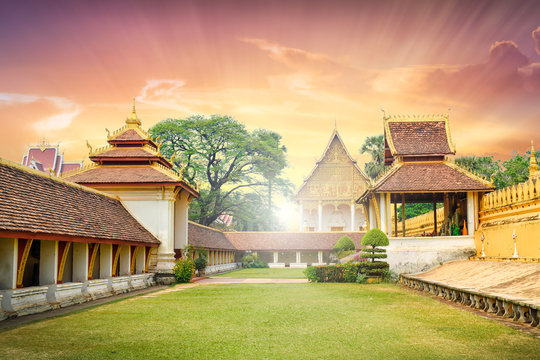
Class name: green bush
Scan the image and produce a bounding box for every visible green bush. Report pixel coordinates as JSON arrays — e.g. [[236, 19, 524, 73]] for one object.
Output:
[[305, 262, 390, 283], [194, 257, 207, 271], [333, 236, 356, 252], [304, 266, 318, 282], [356, 273, 367, 284], [242, 253, 269, 268], [174, 258, 195, 283], [361, 229, 389, 247]]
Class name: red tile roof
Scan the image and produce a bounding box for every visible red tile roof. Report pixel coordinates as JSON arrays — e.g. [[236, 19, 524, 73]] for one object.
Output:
[[66, 165, 180, 184], [187, 221, 365, 251], [90, 147, 158, 159], [188, 222, 236, 250], [110, 129, 146, 142], [371, 161, 493, 193], [0, 159, 160, 246], [227, 231, 365, 251], [385, 117, 455, 156]]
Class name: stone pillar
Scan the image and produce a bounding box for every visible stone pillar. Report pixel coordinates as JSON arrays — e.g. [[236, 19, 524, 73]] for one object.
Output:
[[39, 240, 58, 286], [72, 242, 89, 282], [299, 203, 304, 232], [467, 192, 475, 235], [296, 251, 301, 263], [273, 251, 278, 263], [318, 201, 323, 231], [0, 238, 17, 289], [135, 247, 146, 274], [100, 243, 113, 278], [155, 190, 177, 284], [368, 203, 377, 230], [350, 203, 355, 231], [119, 246, 131, 276], [386, 193, 392, 236], [379, 194, 387, 235], [174, 191, 190, 251], [318, 250, 323, 263]]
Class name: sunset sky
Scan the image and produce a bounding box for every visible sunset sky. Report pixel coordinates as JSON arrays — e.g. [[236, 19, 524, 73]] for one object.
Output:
[[1, 0, 540, 188]]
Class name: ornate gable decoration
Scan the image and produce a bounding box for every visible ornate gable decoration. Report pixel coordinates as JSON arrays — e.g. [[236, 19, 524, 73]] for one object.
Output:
[[296, 129, 369, 201]]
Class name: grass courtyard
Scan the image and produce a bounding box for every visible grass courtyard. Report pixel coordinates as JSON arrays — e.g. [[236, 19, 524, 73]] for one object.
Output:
[[1, 273, 538, 359], [212, 267, 307, 278]]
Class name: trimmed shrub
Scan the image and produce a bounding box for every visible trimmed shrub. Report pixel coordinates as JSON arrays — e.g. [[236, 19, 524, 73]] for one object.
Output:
[[361, 229, 389, 247], [356, 273, 367, 284], [304, 266, 318, 282], [242, 253, 269, 268], [342, 262, 358, 283], [333, 236, 356, 252], [174, 258, 195, 283], [305, 262, 390, 283], [194, 257, 207, 272]]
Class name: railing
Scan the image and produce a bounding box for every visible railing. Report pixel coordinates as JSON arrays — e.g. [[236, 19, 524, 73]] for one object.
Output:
[[393, 207, 444, 236], [481, 178, 540, 211]]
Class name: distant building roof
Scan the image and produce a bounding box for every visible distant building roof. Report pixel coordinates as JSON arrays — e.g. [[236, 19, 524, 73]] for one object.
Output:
[[0, 158, 160, 246], [187, 221, 365, 251], [21, 139, 82, 176]]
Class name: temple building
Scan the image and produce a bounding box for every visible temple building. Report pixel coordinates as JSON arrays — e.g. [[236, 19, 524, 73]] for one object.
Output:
[[63, 102, 199, 283], [295, 128, 369, 232], [21, 139, 82, 175], [357, 114, 494, 237]]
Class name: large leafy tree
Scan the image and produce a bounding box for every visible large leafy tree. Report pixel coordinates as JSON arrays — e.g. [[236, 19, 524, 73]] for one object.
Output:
[[150, 115, 291, 228], [360, 135, 385, 179]]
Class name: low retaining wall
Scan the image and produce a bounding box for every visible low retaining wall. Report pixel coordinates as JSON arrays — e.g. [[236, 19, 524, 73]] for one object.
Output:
[[387, 236, 475, 274], [205, 263, 240, 275], [400, 274, 539, 328], [0, 273, 156, 321]]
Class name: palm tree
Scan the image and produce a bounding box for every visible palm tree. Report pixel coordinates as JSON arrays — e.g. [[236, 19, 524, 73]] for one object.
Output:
[[360, 135, 385, 179]]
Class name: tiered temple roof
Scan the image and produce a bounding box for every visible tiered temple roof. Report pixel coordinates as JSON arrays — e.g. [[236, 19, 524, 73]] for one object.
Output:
[[63, 102, 198, 197], [0, 158, 160, 246], [359, 113, 494, 203]]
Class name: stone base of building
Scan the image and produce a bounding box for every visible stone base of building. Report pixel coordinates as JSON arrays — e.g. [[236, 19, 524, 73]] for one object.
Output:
[[289, 263, 308, 268], [269, 263, 285, 268], [205, 263, 240, 275], [0, 274, 157, 322], [310, 262, 327, 266], [153, 271, 176, 285]]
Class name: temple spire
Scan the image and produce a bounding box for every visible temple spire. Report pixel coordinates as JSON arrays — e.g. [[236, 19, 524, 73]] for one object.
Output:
[[529, 140, 539, 179], [126, 98, 141, 127]]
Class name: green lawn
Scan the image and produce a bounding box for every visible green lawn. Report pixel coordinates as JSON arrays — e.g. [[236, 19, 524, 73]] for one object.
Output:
[[212, 267, 306, 278], [1, 283, 538, 359]]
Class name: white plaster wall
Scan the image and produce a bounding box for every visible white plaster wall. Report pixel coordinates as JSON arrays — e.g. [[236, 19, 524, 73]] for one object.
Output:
[[0, 238, 17, 290], [386, 236, 476, 275]]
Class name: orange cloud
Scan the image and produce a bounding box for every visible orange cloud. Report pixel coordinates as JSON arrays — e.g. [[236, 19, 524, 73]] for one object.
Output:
[[533, 26, 540, 56]]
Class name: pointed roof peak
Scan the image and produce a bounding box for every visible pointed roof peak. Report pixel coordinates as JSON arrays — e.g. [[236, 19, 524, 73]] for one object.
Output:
[[529, 140, 538, 179], [126, 98, 141, 127]]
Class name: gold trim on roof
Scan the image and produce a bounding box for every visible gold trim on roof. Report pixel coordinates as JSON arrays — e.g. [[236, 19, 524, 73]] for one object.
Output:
[[384, 113, 456, 156]]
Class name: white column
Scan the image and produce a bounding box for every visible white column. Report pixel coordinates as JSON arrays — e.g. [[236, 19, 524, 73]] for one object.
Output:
[[379, 194, 387, 235], [318, 250, 323, 263], [135, 247, 146, 274], [40, 240, 58, 285], [273, 251, 278, 263], [100, 244, 113, 278], [386, 193, 392, 235], [296, 251, 301, 263], [467, 192, 475, 235], [350, 203, 355, 231], [0, 238, 17, 289], [318, 201, 323, 231], [72, 242, 88, 282], [174, 191, 190, 250], [119, 245, 131, 276], [368, 203, 376, 230], [299, 203, 304, 232]]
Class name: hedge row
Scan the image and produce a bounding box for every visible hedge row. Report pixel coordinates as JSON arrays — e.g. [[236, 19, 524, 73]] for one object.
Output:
[[305, 262, 389, 283]]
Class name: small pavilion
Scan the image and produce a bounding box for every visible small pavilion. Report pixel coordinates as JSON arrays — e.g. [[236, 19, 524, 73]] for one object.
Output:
[[357, 114, 494, 237]]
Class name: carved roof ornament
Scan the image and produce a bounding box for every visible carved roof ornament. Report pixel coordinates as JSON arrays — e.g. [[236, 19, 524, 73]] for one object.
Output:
[[125, 97, 141, 127], [529, 140, 539, 179]]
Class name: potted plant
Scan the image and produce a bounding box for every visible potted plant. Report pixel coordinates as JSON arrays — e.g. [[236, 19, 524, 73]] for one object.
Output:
[[194, 256, 208, 277]]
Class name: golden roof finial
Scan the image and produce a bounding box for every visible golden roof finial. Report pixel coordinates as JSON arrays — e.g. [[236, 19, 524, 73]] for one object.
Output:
[[529, 140, 539, 179], [126, 98, 141, 127]]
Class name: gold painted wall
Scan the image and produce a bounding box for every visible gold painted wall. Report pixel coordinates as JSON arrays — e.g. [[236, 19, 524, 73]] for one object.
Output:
[[476, 178, 540, 258]]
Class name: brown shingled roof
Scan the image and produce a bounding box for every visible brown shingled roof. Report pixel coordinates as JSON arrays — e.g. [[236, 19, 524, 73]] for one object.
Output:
[[110, 129, 146, 142], [66, 165, 178, 184], [372, 161, 493, 193], [386, 118, 455, 156], [0, 159, 160, 246], [188, 222, 236, 250], [226, 231, 365, 251]]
